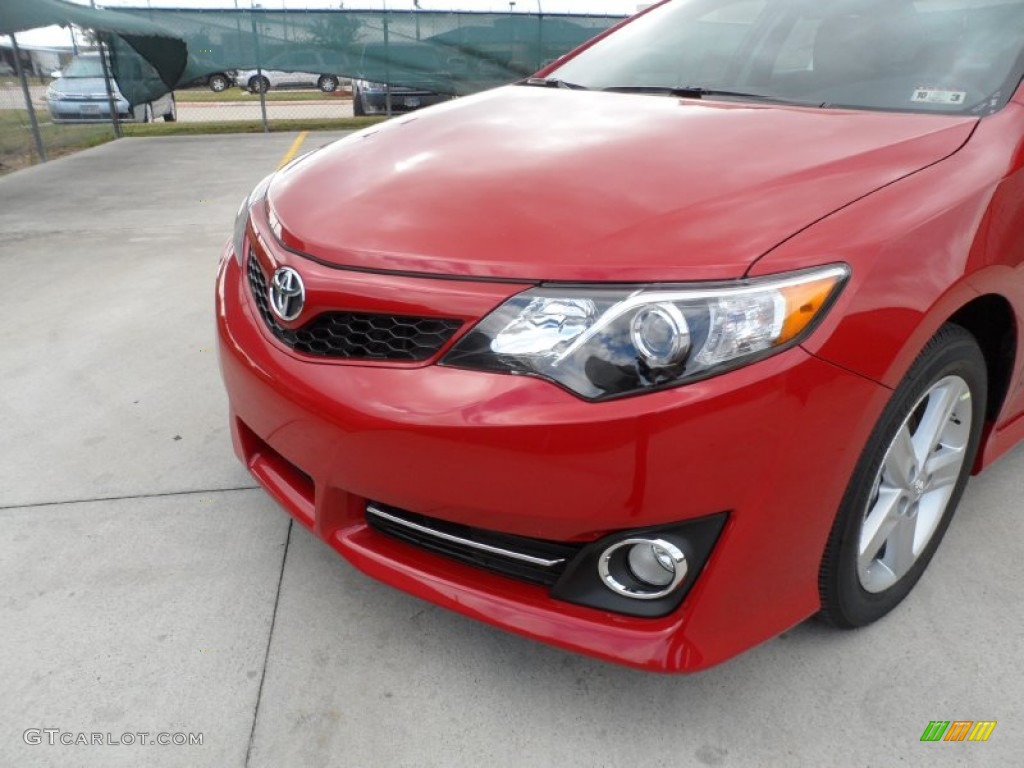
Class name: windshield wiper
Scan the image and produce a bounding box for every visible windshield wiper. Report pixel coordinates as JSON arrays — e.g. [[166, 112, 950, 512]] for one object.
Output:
[[521, 77, 590, 91], [602, 85, 824, 107]]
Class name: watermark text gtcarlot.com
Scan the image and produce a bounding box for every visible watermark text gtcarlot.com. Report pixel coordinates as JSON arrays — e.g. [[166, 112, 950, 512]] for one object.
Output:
[[23, 729, 203, 747]]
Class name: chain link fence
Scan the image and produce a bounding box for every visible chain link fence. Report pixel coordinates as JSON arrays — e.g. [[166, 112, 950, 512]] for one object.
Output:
[[1, 38, 114, 175], [2, 7, 625, 174], [126, 8, 624, 127]]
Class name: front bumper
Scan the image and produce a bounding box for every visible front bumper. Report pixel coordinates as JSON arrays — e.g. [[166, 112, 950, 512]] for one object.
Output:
[[216, 243, 891, 671], [47, 98, 134, 123]]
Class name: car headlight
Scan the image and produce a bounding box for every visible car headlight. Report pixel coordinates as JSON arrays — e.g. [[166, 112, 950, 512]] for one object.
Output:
[[442, 264, 849, 400], [232, 172, 275, 265]]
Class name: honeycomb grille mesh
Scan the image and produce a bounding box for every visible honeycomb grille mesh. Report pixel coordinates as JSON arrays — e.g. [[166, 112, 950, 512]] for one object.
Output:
[[247, 252, 462, 361]]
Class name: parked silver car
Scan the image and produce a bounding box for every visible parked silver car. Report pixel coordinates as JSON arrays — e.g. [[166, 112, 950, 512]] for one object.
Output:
[[237, 51, 344, 94], [46, 54, 176, 124], [181, 70, 238, 92]]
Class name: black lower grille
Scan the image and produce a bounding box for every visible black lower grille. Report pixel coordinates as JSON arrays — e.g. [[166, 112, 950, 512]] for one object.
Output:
[[247, 252, 462, 361], [366, 503, 583, 587]]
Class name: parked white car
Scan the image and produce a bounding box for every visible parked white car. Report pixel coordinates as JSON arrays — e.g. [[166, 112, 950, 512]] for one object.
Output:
[[46, 54, 176, 124], [236, 51, 344, 94]]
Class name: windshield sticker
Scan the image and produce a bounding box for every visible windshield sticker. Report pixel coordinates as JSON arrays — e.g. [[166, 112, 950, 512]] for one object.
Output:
[[911, 88, 967, 106]]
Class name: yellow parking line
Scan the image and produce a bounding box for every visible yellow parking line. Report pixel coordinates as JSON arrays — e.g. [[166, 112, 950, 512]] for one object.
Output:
[[277, 130, 309, 169]]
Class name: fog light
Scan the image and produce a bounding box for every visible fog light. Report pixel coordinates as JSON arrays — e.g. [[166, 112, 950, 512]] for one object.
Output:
[[628, 542, 677, 587], [598, 538, 688, 600]]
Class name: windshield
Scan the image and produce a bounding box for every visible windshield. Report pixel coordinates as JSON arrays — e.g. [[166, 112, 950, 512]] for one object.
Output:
[[548, 0, 1024, 115], [61, 57, 105, 79]]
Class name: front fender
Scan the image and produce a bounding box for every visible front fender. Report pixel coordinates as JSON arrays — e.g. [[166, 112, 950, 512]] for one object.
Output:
[[749, 105, 1024, 436]]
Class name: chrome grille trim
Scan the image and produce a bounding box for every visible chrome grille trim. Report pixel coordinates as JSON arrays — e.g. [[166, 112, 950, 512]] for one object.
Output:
[[366, 504, 567, 568]]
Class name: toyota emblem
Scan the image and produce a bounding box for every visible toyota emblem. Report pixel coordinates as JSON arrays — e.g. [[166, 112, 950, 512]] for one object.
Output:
[[269, 266, 305, 322]]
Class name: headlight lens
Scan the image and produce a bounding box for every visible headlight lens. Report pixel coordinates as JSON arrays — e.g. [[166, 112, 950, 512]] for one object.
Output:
[[442, 265, 849, 400], [231, 172, 275, 265]]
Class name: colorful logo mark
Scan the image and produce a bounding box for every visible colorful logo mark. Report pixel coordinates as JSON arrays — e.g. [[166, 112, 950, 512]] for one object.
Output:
[[921, 721, 997, 742]]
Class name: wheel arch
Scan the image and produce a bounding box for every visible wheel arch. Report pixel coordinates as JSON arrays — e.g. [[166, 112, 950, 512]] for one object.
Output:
[[876, 275, 1019, 422], [947, 293, 1017, 424], [876, 279, 1021, 473]]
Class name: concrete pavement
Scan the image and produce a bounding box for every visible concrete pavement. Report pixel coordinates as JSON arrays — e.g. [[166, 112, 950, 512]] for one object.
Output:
[[0, 133, 1022, 767]]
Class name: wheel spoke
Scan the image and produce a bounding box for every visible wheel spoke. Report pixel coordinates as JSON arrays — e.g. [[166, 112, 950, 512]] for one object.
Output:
[[924, 447, 965, 492], [884, 425, 918, 487], [912, 380, 967, 465], [859, 489, 902, 568], [887, 513, 919, 580]]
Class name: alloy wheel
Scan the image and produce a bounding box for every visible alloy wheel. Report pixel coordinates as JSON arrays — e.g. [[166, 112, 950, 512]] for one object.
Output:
[[858, 375, 973, 593]]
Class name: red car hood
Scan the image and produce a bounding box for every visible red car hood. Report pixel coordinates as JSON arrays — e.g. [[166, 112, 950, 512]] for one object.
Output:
[[270, 87, 977, 282]]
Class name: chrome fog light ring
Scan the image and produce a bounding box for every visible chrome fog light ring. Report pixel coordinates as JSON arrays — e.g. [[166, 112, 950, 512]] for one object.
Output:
[[598, 538, 688, 600]]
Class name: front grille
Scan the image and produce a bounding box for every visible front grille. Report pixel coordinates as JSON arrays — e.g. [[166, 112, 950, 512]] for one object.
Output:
[[366, 503, 583, 587], [247, 252, 462, 361]]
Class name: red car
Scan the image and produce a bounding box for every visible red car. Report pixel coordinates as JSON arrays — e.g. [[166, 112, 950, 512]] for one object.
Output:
[[217, 0, 1024, 672]]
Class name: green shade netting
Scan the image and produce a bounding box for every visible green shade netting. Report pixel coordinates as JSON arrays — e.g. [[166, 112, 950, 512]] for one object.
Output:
[[1, 0, 187, 104]]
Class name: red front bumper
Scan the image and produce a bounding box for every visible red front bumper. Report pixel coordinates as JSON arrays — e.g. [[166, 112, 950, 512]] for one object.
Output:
[[216, 247, 891, 672]]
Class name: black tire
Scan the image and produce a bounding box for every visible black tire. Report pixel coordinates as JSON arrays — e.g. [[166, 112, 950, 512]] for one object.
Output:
[[318, 75, 339, 93], [818, 324, 987, 628], [208, 73, 229, 93], [352, 89, 366, 116], [248, 76, 269, 95], [163, 98, 177, 122]]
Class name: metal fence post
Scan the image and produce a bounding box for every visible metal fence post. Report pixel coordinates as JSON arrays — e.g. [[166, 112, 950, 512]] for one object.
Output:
[[250, 8, 269, 133], [88, 0, 120, 138], [98, 37, 123, 139], [233, 1, 244, 62], [9, 34, 47, 163], [383, 8, 392, 117], [536, 2, 544, 71]]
